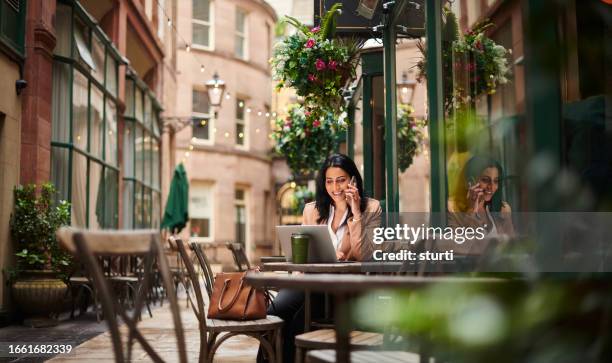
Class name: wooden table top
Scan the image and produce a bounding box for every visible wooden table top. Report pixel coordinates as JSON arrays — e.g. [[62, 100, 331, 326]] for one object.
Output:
[[245, 272, 509, 292], [261, 261, 405, 273]]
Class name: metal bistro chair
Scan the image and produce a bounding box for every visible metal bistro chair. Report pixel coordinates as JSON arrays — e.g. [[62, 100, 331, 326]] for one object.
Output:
[[57, 228, 187, 363], [226, 242, 251, 271], [173, 237, 283, 363]]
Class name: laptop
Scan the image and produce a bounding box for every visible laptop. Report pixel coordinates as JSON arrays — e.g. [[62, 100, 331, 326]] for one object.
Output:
[[276, 225, 337, 263]]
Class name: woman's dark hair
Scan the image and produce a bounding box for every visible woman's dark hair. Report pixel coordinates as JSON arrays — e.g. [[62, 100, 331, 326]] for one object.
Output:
[[462, 155, 504, 212], [315, 154, 367, 224]]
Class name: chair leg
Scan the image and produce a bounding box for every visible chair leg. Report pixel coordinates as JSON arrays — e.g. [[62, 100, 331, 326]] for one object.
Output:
[[295, 346, 303, 363], [275, 328, 283, 363]]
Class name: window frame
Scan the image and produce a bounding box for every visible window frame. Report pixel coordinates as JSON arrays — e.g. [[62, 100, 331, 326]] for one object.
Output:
[[0, 0, 27, 60], [235, 97, 248, 149], [234, 187, 247, 246], [189, 182, 215, 243], [191, 88, 214, 145], [234, 7, 248, 60], [51, 0, 125, 229], [191, 0, 214, 50], [123, 70, 163, 230]]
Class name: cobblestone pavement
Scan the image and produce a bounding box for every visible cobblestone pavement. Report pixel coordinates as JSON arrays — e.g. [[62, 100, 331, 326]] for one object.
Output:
[[0, 294, 259, 362]]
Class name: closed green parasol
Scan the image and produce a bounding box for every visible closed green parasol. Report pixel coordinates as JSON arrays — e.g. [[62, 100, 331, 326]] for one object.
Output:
[[161, 163, 189, 233]]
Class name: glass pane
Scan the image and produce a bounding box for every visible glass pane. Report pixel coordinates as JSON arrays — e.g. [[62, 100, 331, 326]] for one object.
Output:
[[72, 70, 88, 151], [90, 85, 104, 158], [125, 79, 135, 117], [152, 141, 160, 189], [193, 0, 210, 21], [51, 147, 70, 202], [235, 35, 244, 59], [52, 62, 71, 142], [135, 88, 144, 122], [236, 123, 245, 145], [235, 205, 246, 244], [152, 191, 161, 229], [54, 4, 71, 57], [152, 111, 161, 137], [91, 34, 105, 84], [104, 168, 119, 229], [123, 180, 134, 229], [192, 118, 209, 140], [73, 21, 94, 69], [89, 161, 103, 229], [235, 189, 245, 201], [124, 121, 134, 177], [135, 126, 144, 181], [105, 100, 118, 165], [235, 10, 246, 33], [191, 219, 210, 237], [192, 23, 210, 47], [192, 89, 210, 114], [134, 182, 144, 228], [105, 56, 117, 97], [144, 95, 152, 130], [71, 152, 87, 227], [143, 188, 152, 227], [144, 134, 151, 185], [236, 99, 245, 120]]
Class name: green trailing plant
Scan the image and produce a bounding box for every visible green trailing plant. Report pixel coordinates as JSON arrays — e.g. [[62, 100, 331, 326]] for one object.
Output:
[[8, 183, 73, 282], [417, 7, 510, 113], [290, 186, 315, 215], [272, 104, 347, 177], [397, 105, 428, 172], [271, 3, 362, 112]]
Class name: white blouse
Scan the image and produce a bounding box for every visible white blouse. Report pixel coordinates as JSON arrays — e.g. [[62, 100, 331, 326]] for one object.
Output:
[[327, 205, 349, 251]]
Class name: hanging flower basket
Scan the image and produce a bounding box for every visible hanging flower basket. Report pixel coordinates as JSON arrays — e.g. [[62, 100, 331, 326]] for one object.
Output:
[[271, 3, 361, 112], [272, 104, 347, 177], [417, 8, 511, 112], [397, 105, 428, 172]]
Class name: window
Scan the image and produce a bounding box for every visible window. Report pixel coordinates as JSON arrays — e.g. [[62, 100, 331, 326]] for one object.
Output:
[[236, 98, 246, 146], [123, 76, 162, 229], [235, 188, 246, 245], [192, 89, 211, 141], [192, 0, 212, 48], [190, 183, 214, 240], [0, 0, 26, 58], [235, 8, 247, 59], [51, 3, 122, 229]]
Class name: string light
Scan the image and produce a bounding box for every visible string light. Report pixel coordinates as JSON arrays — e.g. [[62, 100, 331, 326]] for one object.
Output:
[[167, 18, 172, 27], [246, 108, 252, 113], [200, 65, 205, 72], [257, 111, 262, 116], [186, 44, 191, 52]]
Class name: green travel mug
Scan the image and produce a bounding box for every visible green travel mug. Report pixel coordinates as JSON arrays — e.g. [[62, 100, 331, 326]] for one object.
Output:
[[291, 233, 310, 264]]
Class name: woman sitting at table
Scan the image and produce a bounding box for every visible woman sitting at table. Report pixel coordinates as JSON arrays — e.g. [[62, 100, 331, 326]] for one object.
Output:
[[259, 153, 381, 363]]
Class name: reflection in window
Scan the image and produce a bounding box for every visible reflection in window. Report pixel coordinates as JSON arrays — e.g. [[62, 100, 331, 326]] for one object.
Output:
[[190, 183, 213, 239], [235, 188, 246, 245], [193, 0, 212, 48], [235, 8, 247, 59]]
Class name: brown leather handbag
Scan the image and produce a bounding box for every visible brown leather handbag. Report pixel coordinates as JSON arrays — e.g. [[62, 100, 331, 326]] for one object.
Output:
[[207, 271, 268, 320]]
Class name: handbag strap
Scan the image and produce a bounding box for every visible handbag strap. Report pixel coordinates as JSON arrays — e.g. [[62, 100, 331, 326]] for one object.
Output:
[[217, 276, 245, 313]]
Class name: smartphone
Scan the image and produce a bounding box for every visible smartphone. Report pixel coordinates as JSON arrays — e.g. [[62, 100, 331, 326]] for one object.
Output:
[[350, 176, 356, 186]]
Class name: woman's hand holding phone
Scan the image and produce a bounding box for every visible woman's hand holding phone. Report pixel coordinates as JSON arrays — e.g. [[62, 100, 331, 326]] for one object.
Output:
[[467, 178, 484, 214], [345, 176, 361, 218]]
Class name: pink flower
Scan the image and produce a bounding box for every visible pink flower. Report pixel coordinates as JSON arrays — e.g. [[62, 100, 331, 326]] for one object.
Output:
[[311, 26, 320, 33], [308, 74, 317, 82], [305, 111, 311, 116], [313, 120, 321, 128], [305, 39, 315, 48], [328, 60, 338, 71], [315, 59, 326, 71], [284, 120, 292, 127]]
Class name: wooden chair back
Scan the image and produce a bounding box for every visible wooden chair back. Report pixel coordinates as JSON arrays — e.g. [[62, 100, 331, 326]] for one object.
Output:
[[190, 241, 215, 298], [226, 242, 251, 271], [56, 227, 187, 363]]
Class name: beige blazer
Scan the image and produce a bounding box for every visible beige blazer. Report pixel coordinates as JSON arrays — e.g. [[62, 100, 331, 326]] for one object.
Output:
[[302, 198, 382, 261]]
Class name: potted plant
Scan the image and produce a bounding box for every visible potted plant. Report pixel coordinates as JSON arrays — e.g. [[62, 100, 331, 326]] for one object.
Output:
[[8, 183, 72, 326]]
